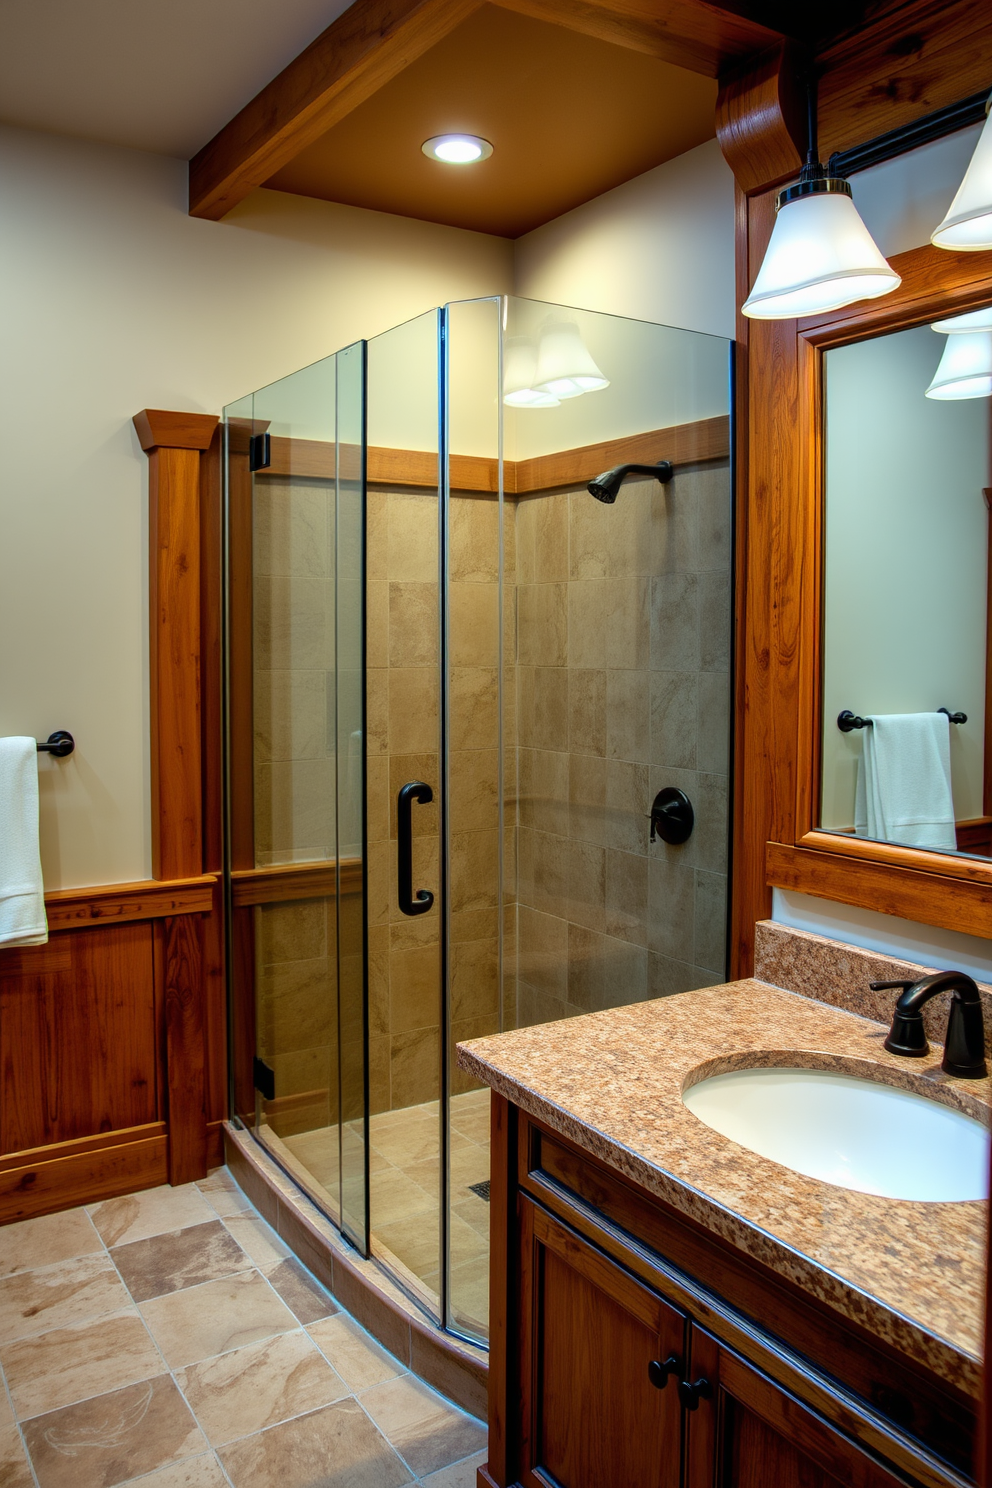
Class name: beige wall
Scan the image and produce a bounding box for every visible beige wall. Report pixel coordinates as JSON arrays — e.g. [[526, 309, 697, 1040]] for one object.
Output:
[[0, 122, 512, 889]]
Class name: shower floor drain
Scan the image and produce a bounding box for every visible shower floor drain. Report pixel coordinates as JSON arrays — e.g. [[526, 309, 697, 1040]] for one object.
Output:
[[468, 1180, 490, 1202]]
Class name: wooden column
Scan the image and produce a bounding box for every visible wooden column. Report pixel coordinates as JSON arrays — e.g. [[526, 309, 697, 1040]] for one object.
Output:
[[134, 408, 218, 1184]]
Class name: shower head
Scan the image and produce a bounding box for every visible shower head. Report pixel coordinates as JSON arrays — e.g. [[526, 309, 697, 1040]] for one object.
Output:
[[587, 460, 673, 504]]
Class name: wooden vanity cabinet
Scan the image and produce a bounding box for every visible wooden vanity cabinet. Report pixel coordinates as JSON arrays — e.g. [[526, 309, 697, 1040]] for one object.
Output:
[[484, 1097, 975, 1488]]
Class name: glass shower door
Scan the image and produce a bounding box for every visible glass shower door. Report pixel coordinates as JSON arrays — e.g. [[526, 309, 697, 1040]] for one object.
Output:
[[223, 347, 370, 1253]]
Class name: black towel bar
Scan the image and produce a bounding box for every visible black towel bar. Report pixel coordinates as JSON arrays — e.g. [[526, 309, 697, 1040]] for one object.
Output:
[[36, 731, 74, 757], [837, 709, 966, 733]]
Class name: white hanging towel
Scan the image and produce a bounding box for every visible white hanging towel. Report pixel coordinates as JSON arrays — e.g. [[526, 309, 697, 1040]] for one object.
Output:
[[0, 737, 48, 947], [854, 712, 957, 852]]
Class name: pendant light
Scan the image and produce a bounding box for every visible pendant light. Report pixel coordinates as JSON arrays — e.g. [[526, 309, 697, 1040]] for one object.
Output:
[[532, 318, 609, 400], [931, 92, 992, 251], [926, 310, 992, 399], [743, 77, 900, 320], [503, 336, 559, 407]]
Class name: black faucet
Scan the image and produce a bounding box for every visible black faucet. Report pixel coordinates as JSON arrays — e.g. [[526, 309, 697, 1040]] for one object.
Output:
[[870, 970, 988, 1079]]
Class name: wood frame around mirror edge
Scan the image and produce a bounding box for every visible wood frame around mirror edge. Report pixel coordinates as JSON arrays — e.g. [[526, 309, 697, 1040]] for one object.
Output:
[[767, 238, 992, 940]]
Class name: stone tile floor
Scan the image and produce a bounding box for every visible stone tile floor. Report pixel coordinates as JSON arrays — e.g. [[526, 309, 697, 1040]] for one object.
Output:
[[0, 1169, 486, 1487], [281, 1090, 491, 1334]]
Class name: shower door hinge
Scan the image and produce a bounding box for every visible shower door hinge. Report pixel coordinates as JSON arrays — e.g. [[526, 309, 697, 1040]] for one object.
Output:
[[253, 1057, 275, 1102], [249, 432, 271, 471]]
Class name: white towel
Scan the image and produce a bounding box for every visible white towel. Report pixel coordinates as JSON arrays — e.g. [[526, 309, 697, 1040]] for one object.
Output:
[[854, 712, 957, 852], [0, 737, 48, 947]]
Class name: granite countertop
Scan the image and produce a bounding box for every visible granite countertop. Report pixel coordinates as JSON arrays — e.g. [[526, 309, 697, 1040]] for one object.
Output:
[[457, 979, 990, 1396]]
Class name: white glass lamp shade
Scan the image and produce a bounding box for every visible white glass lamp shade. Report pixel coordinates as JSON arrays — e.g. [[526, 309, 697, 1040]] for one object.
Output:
[[502, 336, 559, 407], [930, 307, 992, 333], [742, 187, 901, 320], [533, 320, 609, 399], [931, 104, 992, 251], [925, 329, 992, 399]]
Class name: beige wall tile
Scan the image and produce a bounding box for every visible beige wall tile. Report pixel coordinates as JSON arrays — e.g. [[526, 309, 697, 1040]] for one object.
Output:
[[253, 576, 333, 673], [367, 668, 389, 756], [254, 758, 335, 859], [449, 750, 498, 834], [518, 749, 568, 837], [606, 670, 650, 764], [568, 670, 606, 757], [605, 850, 649, 946], [388, 583, 438, 668], [366, 754, 390, 842], [604, 576, 650, 670], [389, 945, 442, 1035], [256, 900, 327, 966], [567, 581, 607, 669], [389, 1028, 439, 1109], [253, 482, 328, 579], [388, 669, 439, 755], [604, 759, 650, 855], [389, 914, 440, 952], [257, 959, 335, 1059], [387, 491, 438, 583], [568, 755, 606, 845], [450, 907, 498, 943], [517, 584, 567, 667], [449, 831, 499, 914], [367, 490, 389, 581], [449, 584, 498, 668], [515, 494, 567, 585], [449, 498, 498, 583], [450, 939, 499, 1024], [516, 907, 567, 1003], [367, 580, 389, 668], [565, 840, 605, 932], [253, 670, 327, 764], [568, 488, 612, 580], [450, 668, 498, 751]]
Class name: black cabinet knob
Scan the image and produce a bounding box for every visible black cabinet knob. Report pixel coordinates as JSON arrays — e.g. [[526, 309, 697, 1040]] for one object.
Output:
[[677, 1377, 712, 1411], [647, 1356, 679, 1389]]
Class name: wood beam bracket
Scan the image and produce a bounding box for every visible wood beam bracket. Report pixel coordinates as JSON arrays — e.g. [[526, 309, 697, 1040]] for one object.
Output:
[[716, 38, 808, 196]]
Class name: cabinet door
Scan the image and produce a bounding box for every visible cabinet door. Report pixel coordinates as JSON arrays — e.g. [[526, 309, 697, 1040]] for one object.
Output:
[[518, 1197, 686, 1488], [684, 1326, 909, 1488]]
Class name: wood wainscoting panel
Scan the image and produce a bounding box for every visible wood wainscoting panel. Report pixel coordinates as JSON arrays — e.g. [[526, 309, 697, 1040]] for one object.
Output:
[[161, 915, 207, 1185], [43, 876, 215, 931], [0, 1126, 168, 1226], [0, 925, 160, 1156]]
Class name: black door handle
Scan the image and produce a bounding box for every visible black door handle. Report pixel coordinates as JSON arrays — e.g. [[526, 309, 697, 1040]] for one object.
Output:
[[397, 782, 434, 917]]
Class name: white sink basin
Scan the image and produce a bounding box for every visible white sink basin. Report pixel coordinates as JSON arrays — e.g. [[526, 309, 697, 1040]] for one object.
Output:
[[682, 1065, 990, 1202]]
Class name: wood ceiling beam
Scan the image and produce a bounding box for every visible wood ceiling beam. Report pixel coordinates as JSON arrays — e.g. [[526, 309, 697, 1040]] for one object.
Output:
[[188, 0, 787, 221], [487, 0, 784, 76], [189, 0, 484, 221]]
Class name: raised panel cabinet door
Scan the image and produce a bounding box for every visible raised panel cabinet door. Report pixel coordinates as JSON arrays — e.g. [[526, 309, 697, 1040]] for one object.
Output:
[[518, 1197, 686, 1488], [684, 1326, 908, 1488]]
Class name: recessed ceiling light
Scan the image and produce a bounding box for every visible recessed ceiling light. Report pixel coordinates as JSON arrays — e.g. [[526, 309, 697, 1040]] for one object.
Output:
[[422, 134, 493, 165]]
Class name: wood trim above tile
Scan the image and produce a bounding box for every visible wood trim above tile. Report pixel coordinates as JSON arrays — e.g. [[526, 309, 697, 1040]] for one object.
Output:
[[230, 858, 363, 907], [41, 876, 217, 931], [255, 415, 730, 496]]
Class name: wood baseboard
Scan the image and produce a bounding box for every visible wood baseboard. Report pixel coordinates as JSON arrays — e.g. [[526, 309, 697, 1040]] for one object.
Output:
[[0, 1124, 168, 1225]]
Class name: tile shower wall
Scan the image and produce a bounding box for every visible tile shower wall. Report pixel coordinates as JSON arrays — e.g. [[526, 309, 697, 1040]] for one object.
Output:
[[253, 476, 337, 865], [508, 461, 732, 1027], [365, 486, 502, 1114], [252, 474, 342, 1139]]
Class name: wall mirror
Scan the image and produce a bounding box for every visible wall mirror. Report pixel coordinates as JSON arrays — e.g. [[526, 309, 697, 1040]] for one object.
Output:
[[819, 307, 992, 860]]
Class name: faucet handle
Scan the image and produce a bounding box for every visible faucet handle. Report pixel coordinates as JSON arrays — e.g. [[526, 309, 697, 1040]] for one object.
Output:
[[870, 980, 915, 992]]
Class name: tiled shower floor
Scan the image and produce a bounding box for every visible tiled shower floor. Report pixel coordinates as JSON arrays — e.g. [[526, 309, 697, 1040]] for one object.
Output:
[[281, 1090, 491, 1335], [0, 1170, 485, 1487]]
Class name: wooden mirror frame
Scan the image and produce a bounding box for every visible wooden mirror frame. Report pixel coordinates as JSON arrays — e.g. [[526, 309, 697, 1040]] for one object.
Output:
[[772, 240, 992, 928]]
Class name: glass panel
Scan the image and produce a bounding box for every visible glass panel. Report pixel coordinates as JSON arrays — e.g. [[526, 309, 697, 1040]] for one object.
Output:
[[336, 341, 369, 1250], [501, 296, 733, 1030], [444, 297, 503, 1341], [820, 316, 992, 858], [365, 310, 444, 1317], [222, 349, 369, 1246]]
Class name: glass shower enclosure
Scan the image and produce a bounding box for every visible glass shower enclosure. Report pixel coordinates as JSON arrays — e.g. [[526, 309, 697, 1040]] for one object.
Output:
[[222, 296, 733, 1347]]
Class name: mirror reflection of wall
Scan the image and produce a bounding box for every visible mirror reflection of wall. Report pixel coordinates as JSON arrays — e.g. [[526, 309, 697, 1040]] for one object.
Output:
[[820, 313, 992, 858]]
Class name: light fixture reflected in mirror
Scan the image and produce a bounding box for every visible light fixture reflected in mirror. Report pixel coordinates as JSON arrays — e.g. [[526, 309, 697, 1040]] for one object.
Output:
[[931, 92, 992, 251], [925, 324, 992, 400], [533, 319, 609, 399], [503, 336, 559, 407]]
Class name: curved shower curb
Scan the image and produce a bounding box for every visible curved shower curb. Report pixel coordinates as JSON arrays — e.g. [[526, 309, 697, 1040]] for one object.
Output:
[[223, 1122, 488, 1420]]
